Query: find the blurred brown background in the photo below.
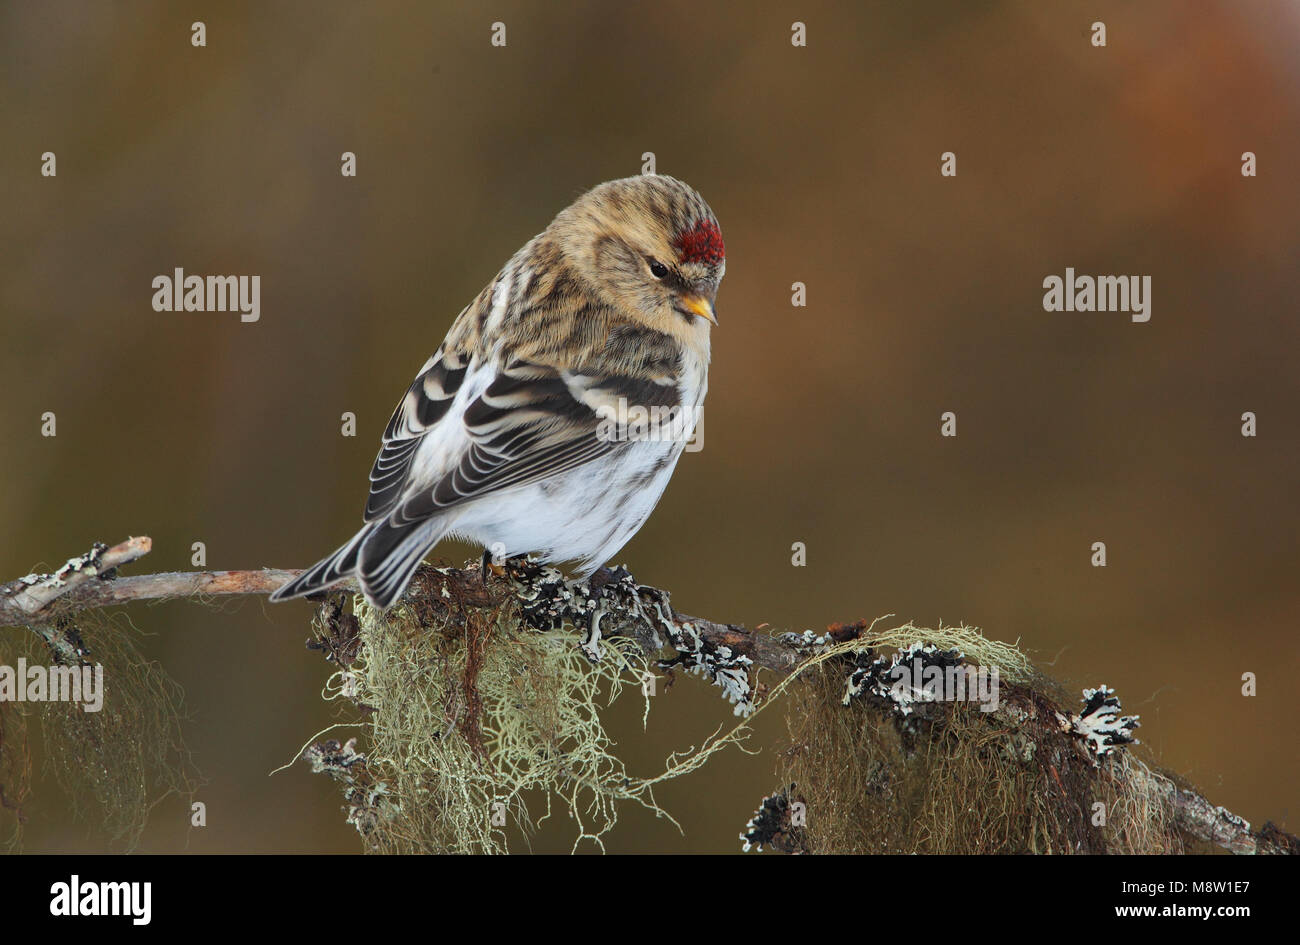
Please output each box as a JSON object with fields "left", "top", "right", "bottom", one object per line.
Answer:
{"left": 2, "top": 1, "right": 1297, "bottom": 853}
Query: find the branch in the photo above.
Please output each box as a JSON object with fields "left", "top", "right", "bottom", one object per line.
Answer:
{"left": 0, "top": 536, "right": 153, "bottom": 620}
{"left": 0, "top": 537, "right": 789, "bottom": 672}
{"left": 1, "top": 536, "right": 1294, "bottom": 856}
{"left": 6, "top": 568, "right": 304, "bottom": 618}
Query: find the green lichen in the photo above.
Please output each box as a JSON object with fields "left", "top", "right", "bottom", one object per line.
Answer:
{"left": 321, "top": 590, "right": 697, "bottom": 853}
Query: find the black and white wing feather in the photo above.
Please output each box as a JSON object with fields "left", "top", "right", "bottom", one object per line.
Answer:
{"left": 354, "top": 358, "right": 678, "bottom": 605}
{"left": 364, "top": 347, "right": 471, "bottom": 523}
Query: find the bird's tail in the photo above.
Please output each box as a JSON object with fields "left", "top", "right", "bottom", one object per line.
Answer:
{"left": 269, "top": 527, "right": 370, "bottom": 603}
{"left": 356, "top": 516, "right": 446, "bottom": 610}
{"left": 270, "top": 515, "right": 448, "bottom": 611}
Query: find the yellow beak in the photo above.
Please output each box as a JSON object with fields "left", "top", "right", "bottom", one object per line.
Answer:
{"left": 682, "top": 294, "right": 718, "bottom": 325}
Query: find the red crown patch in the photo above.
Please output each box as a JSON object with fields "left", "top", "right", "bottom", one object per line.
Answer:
{"left": 672, "top": 219, "right": 725, "bottom": 266}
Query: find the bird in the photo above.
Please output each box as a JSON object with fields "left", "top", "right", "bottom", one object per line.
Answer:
{"left": 271, "top": 175, "right": 724, "bottom": 611}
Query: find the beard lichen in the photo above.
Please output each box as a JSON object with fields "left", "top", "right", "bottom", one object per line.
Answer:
{"left": 764, "top": 621, "right": 1212, "bottom": 854}
{"left": 0, "top": 647, "right": 32, "bottom": 851}
{"left": 310, "top": 580, "right": 706, "bottom": 854}
{"left": 301, "top": 581, "right": 1221, "bottom": 855}
{"left": 0, "top": 612, "right": 197, "bottom": 851}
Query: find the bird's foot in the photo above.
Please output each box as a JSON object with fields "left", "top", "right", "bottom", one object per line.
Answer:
{"left": 479, "top": 548, "right": 498, "bottom": 585}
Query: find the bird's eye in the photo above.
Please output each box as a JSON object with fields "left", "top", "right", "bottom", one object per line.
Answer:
{"left": 648, "top": 259, "right": 669, "bottom": 279}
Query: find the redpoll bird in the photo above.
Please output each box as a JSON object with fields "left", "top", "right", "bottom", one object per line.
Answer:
{"left": 272, "top": 175, "right": 724, "bottom": 610}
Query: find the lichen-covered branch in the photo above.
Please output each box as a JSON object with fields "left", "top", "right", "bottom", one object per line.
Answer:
{"left": 1, "top": 536, "right": 1294, "bottom": 856}
{"left": 0, "top": 537, "right": 153, "bottom": 620}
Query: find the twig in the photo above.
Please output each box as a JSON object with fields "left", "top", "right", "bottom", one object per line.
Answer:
{"left": 0, "top": 536, "right": 153, "bottom": 619}
{"left": 12, "top": 568, "right": 308, "bottom": 616}
{"left": 0, "top": 538, "right": 784, "bottom": 671}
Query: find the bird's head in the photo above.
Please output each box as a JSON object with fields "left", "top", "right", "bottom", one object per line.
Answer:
{"left": 556, "top": 176, "right": 724, "bottom": 340}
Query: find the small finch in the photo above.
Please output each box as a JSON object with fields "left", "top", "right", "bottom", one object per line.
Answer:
{"left": 272, "top": 175, "right": 724, "bottom": 610}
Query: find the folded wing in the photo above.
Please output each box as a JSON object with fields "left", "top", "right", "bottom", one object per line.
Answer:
{"left": 356, "top": 356, "right": 680, "bottom": 601}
